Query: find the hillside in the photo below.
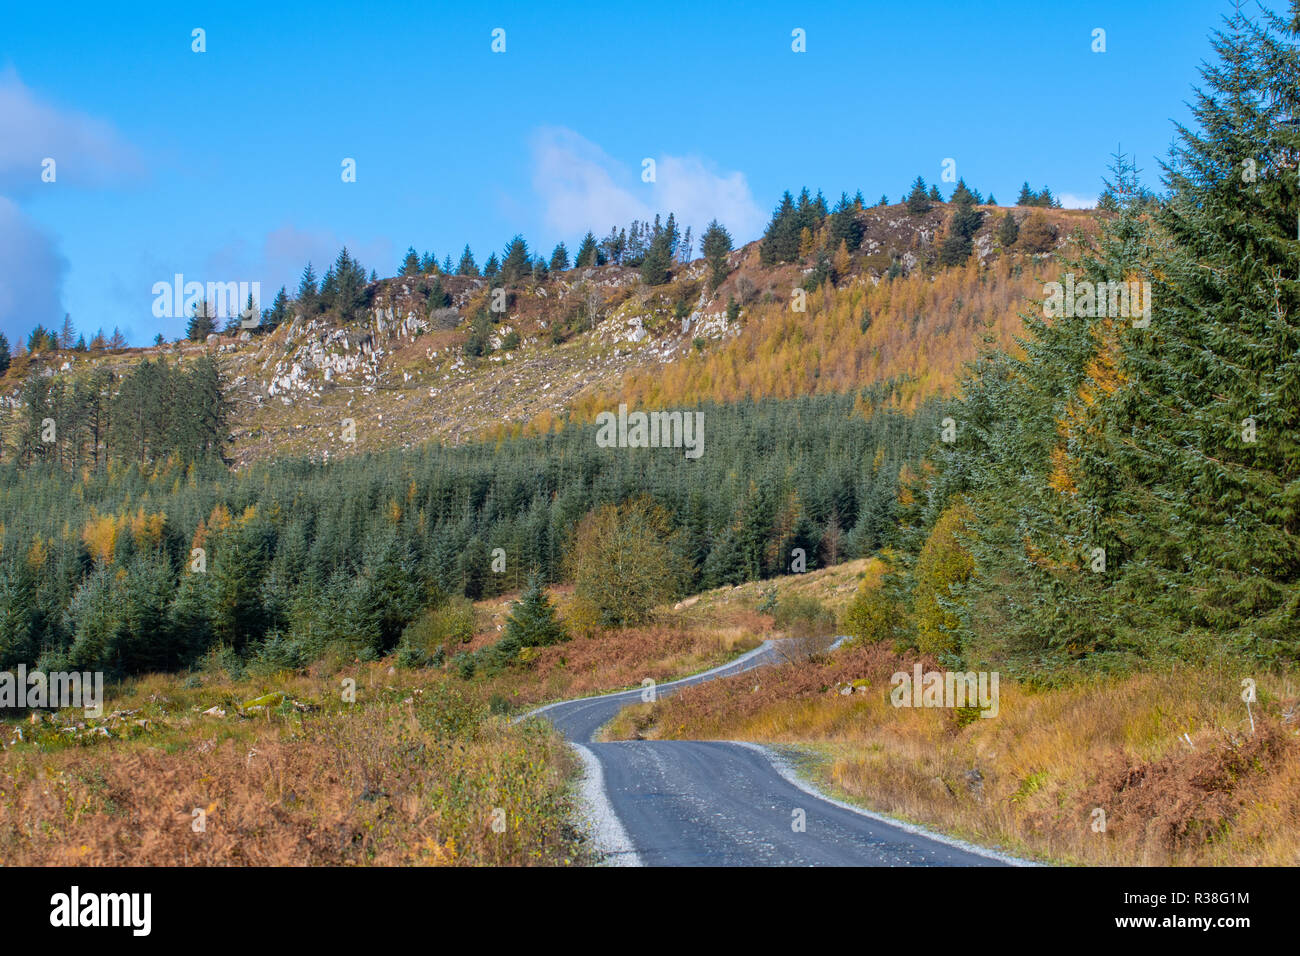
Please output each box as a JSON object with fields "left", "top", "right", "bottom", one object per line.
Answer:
{"left": 2, "top": 202, "right": 1097, "bottom": 468}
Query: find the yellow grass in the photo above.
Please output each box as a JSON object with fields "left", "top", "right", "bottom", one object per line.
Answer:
{"left": 605, "top": 632, "right": 1300, "bottom": 866}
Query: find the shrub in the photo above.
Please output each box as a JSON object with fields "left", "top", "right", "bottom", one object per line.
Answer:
{"left": 1017, "top": 212, "right": 1058, "bottom": 253}
{"left": 453, "top": 651, "right": 477, "bottom": 680}
{"left": 913, "top": 503, "right": 975, "bottom": 657}
{"left": 772, "top": 594, "right": 836, "bottom": 638}
{"left": 199, "top": 644, "right": 245, "bottom": 682}
{"left": 733, "top": 276, "right": 757, "bottom": 305}
{"left": 842, "top": 557, "right": 903, "bottom": 645}
{"left": 396, "top": 643, "right": 431, "bottom": 669}
{"left": 247, "top": 631, "right": 306, "bottom": 675}
{"left": 567, "top": 498, "right": 688, "bottom": 630}
{"left": 400, "top": 599, "right": 476, "bottom": 654}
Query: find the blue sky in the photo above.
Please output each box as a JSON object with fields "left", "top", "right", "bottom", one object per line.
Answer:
{"left": 0, "top": 0, "right": 1247, "bottom": 345}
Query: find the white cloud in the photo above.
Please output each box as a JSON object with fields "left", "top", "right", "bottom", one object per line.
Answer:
{"left": 0, "top": 67, "right": 144, "bottom": 195}
{"left": 1058, "top": 193, "right": 1098, "bottom": 210}
{"left": 655, "top": 155, "right": 765, "bottom": 240}
{"left": 0, "top": 196, "right": 68, "bottom": 341}
{"left": 0, "top": 70, "right": 142, "bottom": 342}
{"left": 530, "top": 127, "right": 764, "bottom": 245}
{"left": 196, "top": 225, "right": 393, "bottom": 302}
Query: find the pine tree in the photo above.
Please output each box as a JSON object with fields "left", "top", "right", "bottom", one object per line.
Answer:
{"left": 759, "top": 191, "right": 799, "bottom": 265}
{"left": 574, "top": 231, "right": 599, "bottom": 268}
{"left": 938, "top": 188, "right": 984, "bottom": 265}
{"left": 0, "top": 333, "right": 9, "bottom": 375}
{"left": 186, "top": 301, "right": 216, "bottom": 341}
{"left": 678, "top": 225, "right": 693, "bottom": 263}
{"left": 700, "top": 219, "right": 733, "bottom": 289}
{"left": 266, "top": 286, "right": 289, "bottom": 330}
{"left": 1016, "top": 182, "right": 1036, "bottom": 205}
{"left": 905, "top": 177, "right": 932, "bottom": 215}
{"left": 500, "top": 235, "right": 531, "bottom": 283}
{"left": 401, "top": 247, "right": 420, "bottom": 276}
{"left": 458, "top": 537, "right": 489, "bottom": 599}
{"left": 549, "top": 242, "right": 569, "bottom": 272}
{"left": 829, "top": 192, "right": 865, "bottom": 251}
{"left": 639, "top": 230, "right": 673, "bottom": 286}
{"left": 331, "top": 247, "right": 368, "bottom": 321}
{"left": 297, "top": 262, "right": 319, "bottom": 313}
{"left": 458, "top": 245, "right": 479, "bottom": 276}
{"left": 427, "top": 276, "right": 451, "bottom": 308}
{"left": 625, "top": 221, "right": 647, "bottom": 266}
{"left": 662, "top": 212, "right": 681, "bottom": 259}
{"left": 1091, "top": 13, "right": 1300, "bottom": 658}
{"left": 792, "top": 188, "right": 826, "bottom": 235}
{"left": 950, "top": 179, "right": 980, "bottom": 205}
{"left": 210, "top": 519, "right": 272, "bottom": 651}
{"left": 995, "top": 210, "right": 1019, "bottom": 247}
{"left": 483, "top": 252, "right": 500, "bottom": 278}
{"left": 0, "top": 560, "right": 36, "bottom": 668}
{"left": 812, "top": 189, "right": 829, "bottom": 220}
{"left": 503, "top": 573, "right": 567, "bottom": 648}
{"left": 58, "top": 314, "right": 76, "bottom": 349}
{"left": 463, "top": 310, "right": 492, "bottom": 358}
{"left": 726, "top": 296, "right": 741, "bottom": 323}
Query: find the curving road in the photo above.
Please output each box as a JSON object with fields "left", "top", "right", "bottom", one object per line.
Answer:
{"left": 522, "top": 641, "right": 1020, "bottom": 867}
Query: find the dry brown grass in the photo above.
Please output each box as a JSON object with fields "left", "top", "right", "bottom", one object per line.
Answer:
{"left": 604, "top": 642, "right": 1300, "bottom": 866}
{"left": 473, "top": 604, "right": 769, "bottom": 710}
{"left": 0, "top": 664, "right": 587, "bottom": 866}
{"left": 0, "top": 578, "right": 780, "bottom": 867}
